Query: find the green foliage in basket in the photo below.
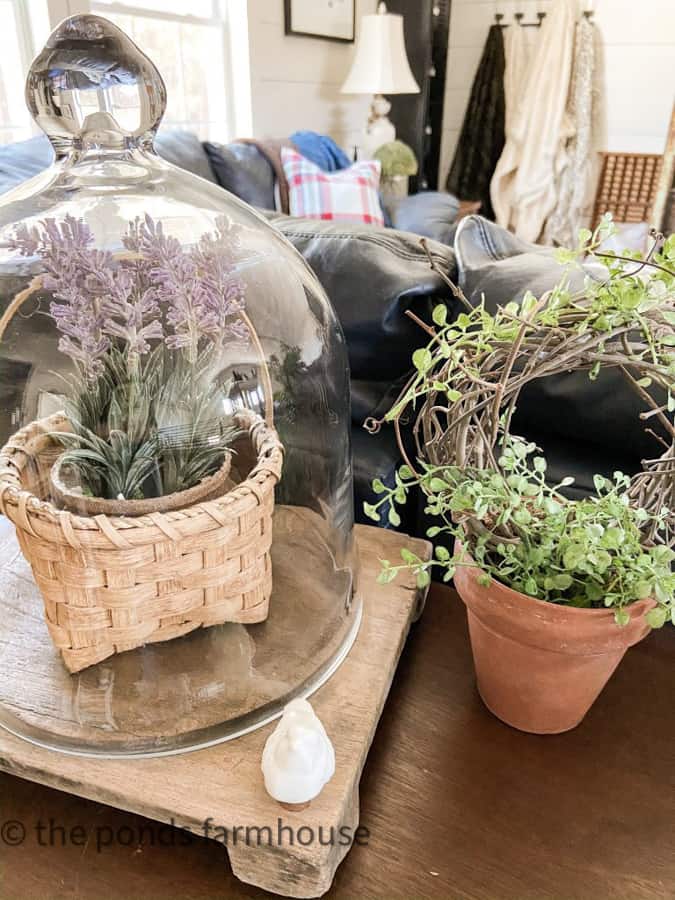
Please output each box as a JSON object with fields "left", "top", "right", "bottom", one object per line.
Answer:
{"left": 364, "top": 217, "right": 675, "bottom": 627}
{"left": 54, "top": 348, "right": 240, "bottom": 500}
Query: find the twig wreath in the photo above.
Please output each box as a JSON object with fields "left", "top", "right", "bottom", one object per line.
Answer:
{"left": 364, "top": 218, "right": 675, "bottom": 626}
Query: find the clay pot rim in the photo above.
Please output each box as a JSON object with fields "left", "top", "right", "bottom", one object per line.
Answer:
{"left": 456, "top": 541, "right": 655, "bottom": 624}
{"left": 50, "top": 450, "right": 233, "bottom": 517}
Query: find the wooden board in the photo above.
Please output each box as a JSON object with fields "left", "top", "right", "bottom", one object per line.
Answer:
{"left": 0, "top": 523, "right": 430, "bottom": 899}
{"left": 0, "top": 506, "right": 360, "bottom": 754}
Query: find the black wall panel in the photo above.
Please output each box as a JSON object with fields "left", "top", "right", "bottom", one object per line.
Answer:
{"left": 386, "top": 0, "right": 450, "bottom": 191}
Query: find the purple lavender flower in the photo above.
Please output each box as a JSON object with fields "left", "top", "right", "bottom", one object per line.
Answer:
{"left": 11, "top": 211, "right": 249, "bottom": 374}
{"left": 96, "top": 265, "right": 163, "bottom": 356}
{"left": 10, "top": 215, "right": 111, "bottom": 376}
{"left": 10, "top": 222, "right": 39, "bottom": 256}
{"left": 130, "top": 214, "right": 201, "bottom": 356}
{"left": 192, "top": 216, "right": 249, "bottom": 346}
{"left": 132, "top": 213, "right": 249, "bottom": 356}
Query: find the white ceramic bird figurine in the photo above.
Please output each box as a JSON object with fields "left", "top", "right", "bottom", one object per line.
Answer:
{"left": 261, "top": 698, "right": 335, "bottom": 809}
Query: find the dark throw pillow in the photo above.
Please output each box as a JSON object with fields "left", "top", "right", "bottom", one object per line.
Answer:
{"left": 154, "top": 130, "right": 217, "bottom": 184}
{"left": 391, "top": 190, "right": 460, "bottom": 245}
{"left": 204, "top": 141, "right": 276, "bottom": 210}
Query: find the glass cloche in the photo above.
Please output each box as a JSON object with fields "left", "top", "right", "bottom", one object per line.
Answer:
{"left": 0, "top": 15, "right": 359, "bottom": 756}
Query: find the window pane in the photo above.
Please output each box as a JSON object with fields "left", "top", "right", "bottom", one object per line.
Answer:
{"left": 98, "top": 10, "right": 229, "bottom": 141}
{"left": 0, "top": 0, "right": 32, "bottom": 143}
{"left": 94, "top": 0, "right": 216, "bottom": 20}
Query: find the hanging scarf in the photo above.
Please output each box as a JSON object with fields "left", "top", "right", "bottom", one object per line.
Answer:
{"left": 503, "top": 21, "right": 530, "bottom": 136}
{"left": 491, "top": 22, "right": 531, "bottom": 221}
{"left": 489, "top": 0, "right": 577, "bottom": 241}
{"left": 544, "top": 17, "right": 597, "bottom": 246}
{"left": 445, "top": 24, "right": 505, "bottom": 220}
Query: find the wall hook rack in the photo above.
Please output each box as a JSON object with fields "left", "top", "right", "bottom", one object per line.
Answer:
{"left": 514, "top": 11, "right": 547, "bottom": 27}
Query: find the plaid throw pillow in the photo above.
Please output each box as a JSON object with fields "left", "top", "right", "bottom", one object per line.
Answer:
{"left": 281, "top": 148, "right": 384, "bottom": 227}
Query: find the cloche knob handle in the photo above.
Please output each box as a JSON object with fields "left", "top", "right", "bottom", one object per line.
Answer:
{"left": 25, "top": 14, "right": 166, "bottom": 154}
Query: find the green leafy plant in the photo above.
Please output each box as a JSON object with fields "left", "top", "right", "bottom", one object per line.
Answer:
{"left": 364, "top": 218, "right": 675, "bottom": 628}
{"left": 55, "top": 347, "right": 240, "bottom": 501}
{"left": 374, "top": 140, "right": 418, "bottom": 178}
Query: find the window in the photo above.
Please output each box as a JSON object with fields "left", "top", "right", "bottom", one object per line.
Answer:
{"left": 0, "top": 0, "right": 49, "bottom": 142}
{"left": 91, "top": 0, "right": 237, "bottom": 141}
{"left": 0, "top": 0, "right": 251, "bottom": 144}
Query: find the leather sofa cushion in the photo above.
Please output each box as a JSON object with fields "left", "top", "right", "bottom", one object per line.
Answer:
{"left": 265, "top": 213, "right": 459, "bottom": 531}
{"left": 265, "top": 213, "right": 458, "bottom": 383}
{"left": 454, "top": 215, "right": 665, "bottom": 465}
{"left": 204, "top": 141, "right": 276, "bottom": 210}
{"left": 0, "top": 130, "right": 217, "bottom": 194}
{"left": 153, "top": 129, "right": 219, "bottom": 183}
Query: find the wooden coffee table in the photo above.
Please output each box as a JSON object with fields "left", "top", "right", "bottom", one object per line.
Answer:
{"left": 0, "top": 582, "right": 673, "bottom": 899}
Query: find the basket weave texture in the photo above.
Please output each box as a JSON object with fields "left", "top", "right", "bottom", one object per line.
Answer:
{"left": 0, "top": 408, "right": 283, "bottom": 673}
{"left": 592, "top": 152, "right": 663, "bottom": 226}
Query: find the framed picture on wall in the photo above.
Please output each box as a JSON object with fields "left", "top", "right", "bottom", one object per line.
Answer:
{"left": 284, "top": 0, "right": 356, "bottom": 43}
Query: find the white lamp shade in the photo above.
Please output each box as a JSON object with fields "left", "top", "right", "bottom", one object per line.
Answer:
{"left": 341, "top": 8, "right": 420, "bottom": 96}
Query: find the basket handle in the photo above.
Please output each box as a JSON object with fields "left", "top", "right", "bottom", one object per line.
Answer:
{"left": 0, "top": 275, "right": 42, "bottom": 344}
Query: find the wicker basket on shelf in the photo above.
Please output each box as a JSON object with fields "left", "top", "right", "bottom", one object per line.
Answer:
{"left": 0, "top": 408, "right": 283, "bottom": 673}
{"left": 592, "top": 152, "right": 663, "bottom": 226}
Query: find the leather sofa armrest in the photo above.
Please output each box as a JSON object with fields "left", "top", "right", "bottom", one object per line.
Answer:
{"left": 264, "top": 214, "right": 459, "bottom": 383}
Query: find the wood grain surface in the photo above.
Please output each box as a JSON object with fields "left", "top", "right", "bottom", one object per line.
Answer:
{"left": 0, "top": 523, "right": 431, "bottom": 898}
{"left": 0, "top": 506, "right": 360, "bottom": 753}
{"left": 0, "top": 565, "right": 673, "bottom": 899}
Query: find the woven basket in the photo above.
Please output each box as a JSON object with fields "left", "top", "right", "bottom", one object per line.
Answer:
{"left": 592, "top": 151, "right": 663, "bottom": 226}
{"left": 0, "top": 408, "right": 283, "bottom": 673}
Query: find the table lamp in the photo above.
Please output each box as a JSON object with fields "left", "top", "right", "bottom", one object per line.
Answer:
{"left": 341, "top": 2, "right": 420, "bottom": 159}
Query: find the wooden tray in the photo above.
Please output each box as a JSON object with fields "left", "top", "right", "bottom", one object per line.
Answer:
{"left": 0, "top": 523, "right": 430, "bottom": 898}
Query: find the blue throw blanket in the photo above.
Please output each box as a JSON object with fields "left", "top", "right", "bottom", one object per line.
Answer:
{"left": 290, "top": 131, "right": 351, "bottom": 172}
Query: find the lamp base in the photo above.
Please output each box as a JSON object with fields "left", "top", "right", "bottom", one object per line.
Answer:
{"left": 361, "top": 93, "right": 396, "bottom": 158}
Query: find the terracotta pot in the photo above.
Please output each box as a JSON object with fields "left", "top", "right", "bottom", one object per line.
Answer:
{"left": 453, "top": 543, "right": 655, "bottom": 734}
{"left": 50, "top": 451, "right": 232, "bottom": 517}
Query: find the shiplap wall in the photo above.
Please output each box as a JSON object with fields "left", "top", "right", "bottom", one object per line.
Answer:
{"left": 439, "top": 0, "right": 675, "bottom": 185}
{"left": 246, "top": 0, "right": 377, "bottom": 149}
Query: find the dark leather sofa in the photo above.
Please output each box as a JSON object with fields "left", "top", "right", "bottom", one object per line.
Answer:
{"left": 0, "top": 130, "right": 657, "bottom": 538}
{"left": 0, "top": 130, "right": 459, "bottom": 533}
